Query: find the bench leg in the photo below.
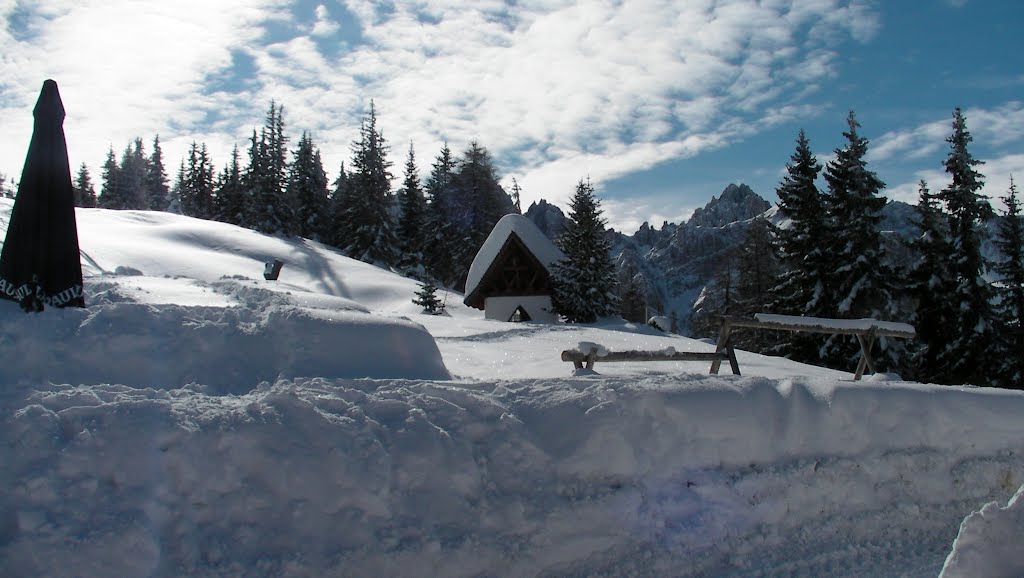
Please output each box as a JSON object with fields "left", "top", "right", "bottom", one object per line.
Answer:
{"left": 711, "top": 319, "right": 733, "bottom": 375}
{"left": 854, "top": 331, "right": 877, "bottom": 381}
{"left": 727, "top": 345, "right": 741, "bottom": 376}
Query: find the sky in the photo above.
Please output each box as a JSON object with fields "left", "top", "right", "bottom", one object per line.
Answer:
{"left": 1, "top": 0, "right": 1021, "bottom": 232}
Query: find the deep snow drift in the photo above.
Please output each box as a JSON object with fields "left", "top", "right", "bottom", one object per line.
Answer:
{"left": 1, "top": 200, "right": 1022, "bottom": 577}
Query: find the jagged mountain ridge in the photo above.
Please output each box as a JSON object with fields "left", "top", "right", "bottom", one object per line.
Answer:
{"left": 526, "top": 183, "right": 923, "bottom": 334}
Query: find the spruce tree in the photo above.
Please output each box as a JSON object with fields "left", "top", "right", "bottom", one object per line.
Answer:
{"left": 98, "top": 146, "right": 124, "bottom": 209}
{"left": 906, "top": 181, "right": 958, "bottom": 383}
{"left": 178, "top": 142, "right": 215, "bottom": 219}
{"left": 770, "top": 129, "right": 828, "bottom": 362}
{"left": 287, "top": 131, "right": 329, "bottom": 239}
{"left": 733, "top": 216, "right": 781, "bottom": 353}
{"left": 246, "top": 102, "right": 291, "bottom": 234}
{"left": 821, "top": 111, "right": 898, "bottom": 368}
{"left": 323, "top": 162, "right": 350, "bottom": 247}
{"left": 145, "top": 135, "right": 170, "bottom": 211}
{"left": 938, "top": 107, "right": 996, "bottom": 386}
{"left": 214, "top": 145, "right": 246, "bottom": 226}
{"left": 551, "top": 178, "right": 620, "bottom": 323}
{"left": 339, "top": 100, "right": 398, "bottom": 265}
{"left": 993, "top": 177, "right": 1024, "bottom": 388}
{"left": 412, "top": 281, "right": 444, "bottom": 314}
{"left": 423, "top": 143, "right": 459, "bottom": 287}
{"left": 118, "top": 138, "right": 149, "bottom": 210}
{"left": 511, "top": 177, "right": 523, "bottom": 213}
{"left": 397, "top": 142, "right": 427, "bottom": 275}
{"left": 0, "top": 173, "right": 11, "bottom": 199}
{"left": 73, "top": 163, "right": 98, "bottom": 208}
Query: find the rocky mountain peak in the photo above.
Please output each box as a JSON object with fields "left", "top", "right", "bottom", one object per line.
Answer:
{"left": 688, "top": 183, "right": 771, "bottom": 228}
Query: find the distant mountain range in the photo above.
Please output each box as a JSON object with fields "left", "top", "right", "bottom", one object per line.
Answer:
{"left": 526, "top": 183, "right": 929, "bottom": 334}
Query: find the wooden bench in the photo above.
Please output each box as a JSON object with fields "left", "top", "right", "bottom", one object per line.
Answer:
{"left": 560, "top": 314, "right": 915, "bottom": 380}
{"left": 711, "top": 314, "right": 916, "bottom": 380}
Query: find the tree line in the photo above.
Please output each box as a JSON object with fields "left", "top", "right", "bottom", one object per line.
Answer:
{"left": 693, "top": 109, "right": 1023, "bottom": 389}
{"left": 73, "top": 101, "right": 517, "bottom": 292}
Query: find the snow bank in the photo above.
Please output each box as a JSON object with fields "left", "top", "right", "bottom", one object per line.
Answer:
{"left": 941, "top": 483, "right": 1024, "bottom": 578}
{"left": 0, "top": 279, "right": 450, "bottom": 391}
{"left": 2, "top": 375, "right": 1022, "bottom": 577}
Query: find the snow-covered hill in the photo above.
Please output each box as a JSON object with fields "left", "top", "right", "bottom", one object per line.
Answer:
{"left": 0, "top": 199, "right": 1021, "bottom": 577}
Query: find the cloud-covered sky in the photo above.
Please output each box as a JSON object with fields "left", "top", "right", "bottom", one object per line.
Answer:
{"left": 1, "top": 0, "right": 1021, "bottom": 231}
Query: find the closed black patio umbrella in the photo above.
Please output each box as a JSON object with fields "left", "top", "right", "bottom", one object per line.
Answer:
{"left": 0, "top": 79, "right": 85, "bottom": 311}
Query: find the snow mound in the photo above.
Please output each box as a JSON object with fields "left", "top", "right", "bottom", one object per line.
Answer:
{"left": 0, "top": 279, "right": 450, "bottom": 391}
{"left": 941, "top": 483, "right": 1024, "bottom": 578}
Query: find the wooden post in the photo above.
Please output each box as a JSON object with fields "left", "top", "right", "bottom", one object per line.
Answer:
{"left": 711, "top": 318, "right": 733, "bottom": 375}
{"left": 853, "top": 328, "right": 877, "bottom": 381}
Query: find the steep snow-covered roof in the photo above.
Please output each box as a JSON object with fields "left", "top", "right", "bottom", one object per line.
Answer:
{"left": 464, "top": 213, "right": 565, "bottom": 299}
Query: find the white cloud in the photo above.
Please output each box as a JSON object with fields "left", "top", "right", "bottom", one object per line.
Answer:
{"left": 311, "top": 4, "right": 339, "bottom": 37}
{"left": 2, "top": 0, "right": 881, "bottom": 229}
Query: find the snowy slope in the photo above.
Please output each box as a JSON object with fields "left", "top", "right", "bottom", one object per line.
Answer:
{"left": 0, "top": 199, "right": 1022, "bottom": 577}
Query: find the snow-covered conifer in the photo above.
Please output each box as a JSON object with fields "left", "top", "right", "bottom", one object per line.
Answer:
{"left": 286, "top": 131, "right": 329, "bottom": 239}
{"left": 821, "top": 111, "right": 898, "bottom": 368}
{"left": 769, "top": 129, "right": 828, "bottom": 362}
{"left": 145, "top": 135, "right": 170, "bottom": 211}
{"left": 993, "top": 177, "right": 1024, "bottom": 388}
{"left": 551, "top": 178, "right": 620, "bottom": 323}
{"left": 246, "top": 102, "right": 292, "bottom": 234}
{"left": 397, "top": 142, "right": 426, "bottom": 275}
{"left": 338, "top": 100, "right": 398, "bottom": 265}
{"left": 938, "top": 107, "right": 997, "bottom": 386}
{"left": 98, "top": 146, "right": 124, "bottom": 209}
{"left": 214, "top": 145, "right": 246, "bottom": 226}
{"left": 73, "top": 163, "right": 97, "bottom": 208}
{"left": 412, "top": 281, "right": 444, "bottom": 314}
{"left": 906, "top": 180, "right": 958, "bottom": 383}
{"left": 423, "top": 143, "right": 460, "bottom": 287}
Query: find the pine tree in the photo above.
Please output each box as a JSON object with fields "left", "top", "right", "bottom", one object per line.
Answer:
{"left": 214, "top": 145, "right": 246, "bottom": 226}
{"left": 98, "top": 146, "right": 124, "bottom": 209}
{"left": 551, "top": 178, "right": 620, "bottom": 323}
{"left": 511, "top": 177, "right": 523, "bottom": 213}
{"left": 993, "top": 177, "right": 1024, "bottom": 388}
{"left": 821, "top": 111, "right": 898, "bottom": 368}
{"left": 145, "top": 135, "right": 170, "bottom": 211}
{"left": 339, "top": 100, "right": 398, "bottom": 265}
{"left": 286, "top": 131, "right": 329, "bottom": 239}
{"left": 323, "top": 162, "right": 350, "bottom": 247}
{"left": 938, "top": 107, "right": 996, "bottom": 386}
{"left": 423, "top": 143, "right": 459, "bottom": 287}
{"left": 118, "top": 138, "right": 149, "bottom": 210}
{"left": 396, "top": 142, "right": 427, "bottom": 274}
{"left": 449, "top": 141, "right": 515, "bottom": 279}
{"left": 770, "top": 129, "right": 828, "bottom": 362}
{"left": 178, "top": 142, "right": 215, "bottom": 219}
{"left": 246, "top": 102, "right": 292, "bottom": 234}
{"left": 906, "top": 181, "right": 957, "bottom": 383}
{"left": 412, "top": 281, "right": 444, "bottom": 314}
{"left": 73, "top": 163, "right": 98, "bottom": 208}
{"left": 732, "top": 216, "right": 781, "bottom": 352}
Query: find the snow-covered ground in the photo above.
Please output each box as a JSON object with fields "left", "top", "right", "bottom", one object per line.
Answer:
{"left": 1, "top": 199, "right": 1022, "bottom": 577}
